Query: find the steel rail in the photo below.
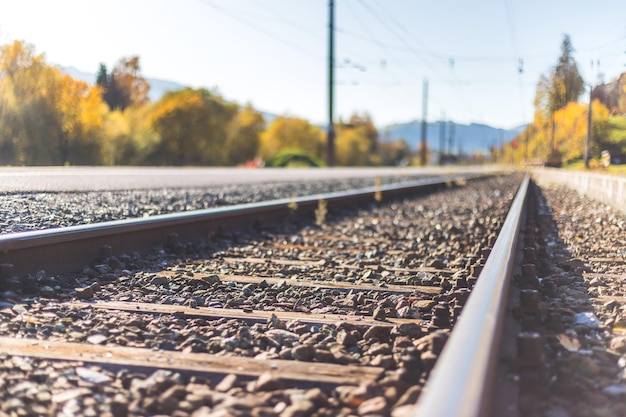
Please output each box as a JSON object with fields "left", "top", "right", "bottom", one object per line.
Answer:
{"left": 413, "top": 173, "right": 530, "bottom": 417}
{"left": 0, "top": 173, "right": 489, "bottom": 278}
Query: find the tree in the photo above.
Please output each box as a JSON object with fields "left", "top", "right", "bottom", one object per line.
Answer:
{"left": 0, "top": 40, "right": 107, "bottom": 165}
{"left": 335, "top": 128, "right": 372, "bottom": 166}
{"left": 101, "top": 105, "right": 158, "bottom": 165}
{"left": 551, "top": 35, "right": 584, "bottom": 112}
{"left": 0, "top": 40, "right": 55, "bottom": 164}
{"left": 114, "top": 56, "right": 150, "bottom": 108}
{"left": 511, "top": 99, "right": 611, "bottom": 165}
{"left": 335, "top": 113, "right": 380, "bottom": 166}
{"left": 529, "top": 35, "right": 585, "bottom": 160}
{"left": 258, "top": 117, "right": 325, "bottom": 161}
{"left": 96, "top": 63, "right": 108, "bottom": 90}
{"left": 533, "top": 74, "right": 551, "bottom": 117}
{"left": 534, "top": 35, "right": 584, "bottom": 118}
{"left": 224, "top": 104, "right": 264, "bottom": 165}
{"left": 48, "top": 74, "right": 102, "bottom": 164}
{"left": 97, "top": 56, "right": 149, "bottom": 111}
{"left": 589, "top": 99, "right": 610, "bottom": 157}
{"left": 345, "top": 113, "right": 378, "bottom": 152}
{"left": 147, "top": 88, "right": 237, "bottom": 165}
{"left": 552, "top": 101, "right": 588, "bottom": 162}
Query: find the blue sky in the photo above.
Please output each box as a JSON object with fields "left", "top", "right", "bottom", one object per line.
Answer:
{"left": 1, "top": 0, "right": 625, "bottom": 129}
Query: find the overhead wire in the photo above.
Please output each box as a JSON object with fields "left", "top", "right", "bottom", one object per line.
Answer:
{"left": 582, "top": 27, "right": 626, "bottom": 83}
{"left": 503, "top": 0, "right": 528, "bottom": 127}
{"left": 339, "top": 1, "right": 405, "bottom": 88}
{"left": 356, "top": 0, "right": 480, "bottom": 122}
{"left": 194, "top": 0, "right": 322, "bottom": 61}
{"left": 330, "top": 1, "right": 429, "bottom": 120}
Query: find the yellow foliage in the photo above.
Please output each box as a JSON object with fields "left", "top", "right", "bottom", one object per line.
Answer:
{"left": 553, "top": 102, "right": 587, "bottom": 161}
{"left": 336, "top": 128, "right": 371, "bottom": 166}
{"left": 259, "top": 116, "right": 325, "bottom": 160}
{"left": 0, "top": 40, "right": 108, "bottom": 164}
{"left": 512, "top": 98, "right": 611, "bottom": 165}
{"left": 147, "top": 88, "right": 237, "bottom": 165}
{"left": 81, "top": 85, "right": 107, "bottom": 134}
{"left": 225, "top": 104, "right": 264, "bottom": 165}
{"left": 330, "top": 113, "right": 381, "bottom": 166}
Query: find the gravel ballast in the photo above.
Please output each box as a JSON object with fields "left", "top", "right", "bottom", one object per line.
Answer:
{"left": 0, "top": 175, "right": 522, "bottom": 417}
{"left": 0, "top": 177, "right": 429, "bottom": 234}
{"left": 523, "top": 184, "right": 626, "bottom": 417}
{"left": 0, "top": 173, "right": 624, "bottom": 417}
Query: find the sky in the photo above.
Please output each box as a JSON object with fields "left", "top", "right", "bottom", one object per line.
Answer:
{"left": 1, "top": 0, "right": 625, "bottom": 130}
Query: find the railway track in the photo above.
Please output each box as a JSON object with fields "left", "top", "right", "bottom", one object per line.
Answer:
{"left": 0, "top": 172, "right": 532, "bottom": 417}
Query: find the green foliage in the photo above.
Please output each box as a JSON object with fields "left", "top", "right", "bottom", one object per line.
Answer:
{"left": 265, "top": 149, "right": 324, "bottom": 167}
{"left": 606, "top": 115, "right": 626, "bottom": 151}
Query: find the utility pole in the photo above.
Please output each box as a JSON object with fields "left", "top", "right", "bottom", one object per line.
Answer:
{"left": 438, "top": 112, "right": 445, "bottom": 165}
{"left": 448, "top": 121, "right": 455, "bottom": 157}
{"left": 551, "top": 115, "right": 556, "bottom": 152}
{"left": 326, "top": 0, "right": 335, "bottom": 167}
{"left": 420, "top": 79, "right": 429, "bottom": 166}
{"left": 524, "top": 125, "right": 530, "bottom": 162}
{"left": 499, "top": 129, "right": 503, "bottom": 163}
{"left": 584, "top": 60, "right": 599, "bottom": 169}
{"left": 584, "top": 86, "right": 592, "bottom": 168}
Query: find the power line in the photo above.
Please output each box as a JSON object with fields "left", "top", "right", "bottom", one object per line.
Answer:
{"left": 503, "top": 0, "right": 528, "bottom": 125}
{"left": 354, "top": 0, "right": 450, "bottom": 82}
{"left": 195, "top": 0, "right": 321, "bottom": 61}
{"left": 339, "top": 1, "right": 405, "bottom": 88}
{"left": 354, "top": 0, "right": 480, "bottom": 121}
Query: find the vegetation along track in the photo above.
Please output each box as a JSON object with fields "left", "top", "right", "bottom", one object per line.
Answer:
{"left": 0, "top": 172, "right": 529, "bottom": 417}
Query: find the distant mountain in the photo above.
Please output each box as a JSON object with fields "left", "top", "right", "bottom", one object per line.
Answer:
{"left": 60, "top": 66, "right": 186, "bottom": 102}
{"left": 381, "top": 120, "right": 525, "bottom": 154}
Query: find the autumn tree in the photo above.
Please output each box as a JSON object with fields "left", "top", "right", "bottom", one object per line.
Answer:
{"left": 147, "top": 88, "right": 237, "bottom": 165}
{"left": 0, "top": 40, "right": 54, "bottom": 164}
{"left": 550, "top": 101, "right": 588, "bottom": 162}
{"left": 97, "top": 56, "right": 150, "bottom": 111}
{"left": 258, "top": 116, "right": 325, "bottom": 161}
{"left": 335, "top": 128, "right": 372, "bottom": 166}
{"left": 510, "top": 99, "right": 610, "bottom": 165}
{"left": 48, "top": 74, "right": 108, "bottom": 164}
{"left": 550, "top": 35, "right": 584, "bottom": 112}
{"left": 224, "top": 104, "right": 264, "bottom": 165}
{"left": 0, "top": 40, "right": 106, "bottom": 165}
{"left": 535, "top": 35, "right": 584, "bottom": 116}
{"left": 101, "top": 105, "right": 158, "bottom": 165}
{"left": 335, "top": 113, "right": 380, "bottom": 166}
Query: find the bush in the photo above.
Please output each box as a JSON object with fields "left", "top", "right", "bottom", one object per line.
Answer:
{"left": 265, "top": 150, "right": 325, "bottom": 168}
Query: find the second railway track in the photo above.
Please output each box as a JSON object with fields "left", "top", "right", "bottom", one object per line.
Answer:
{"left": 0, "top": 172, "right": 530, "bottom": 417}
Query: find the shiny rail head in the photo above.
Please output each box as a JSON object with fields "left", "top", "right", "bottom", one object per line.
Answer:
{"left": 413, "top": 174, "right": 530, "bottom": 417}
